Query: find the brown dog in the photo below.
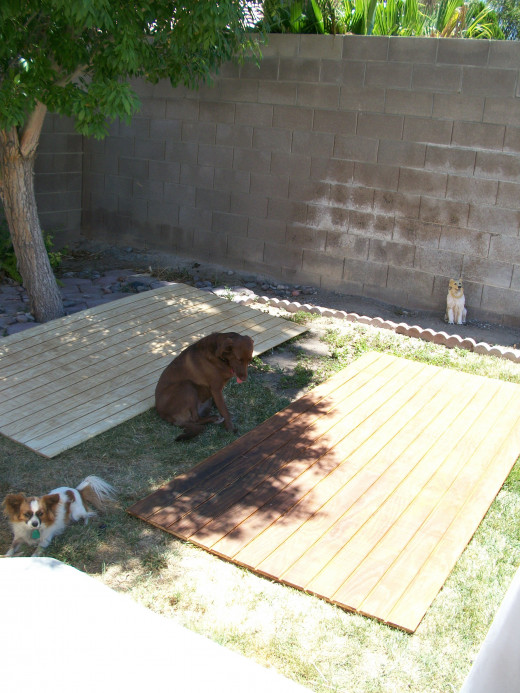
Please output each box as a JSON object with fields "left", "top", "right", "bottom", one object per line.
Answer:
{"left": 155, "top": 332, "right": 254, "bottom": 440}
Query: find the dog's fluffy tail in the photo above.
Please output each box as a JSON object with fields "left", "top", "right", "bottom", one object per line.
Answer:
{"left": 77, "top": 475, "right": 116, "bottom": 512}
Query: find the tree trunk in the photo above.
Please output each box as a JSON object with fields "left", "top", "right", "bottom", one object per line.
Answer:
{"left": 0, "top": 120, "right": 64, "bottom": 323}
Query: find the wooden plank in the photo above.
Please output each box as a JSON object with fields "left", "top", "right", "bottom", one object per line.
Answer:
{"left": 128, "top": 352, "right": 520, "bottom": 631}
{"left": 0, "top": 284, "right": 305, "bottom": 457}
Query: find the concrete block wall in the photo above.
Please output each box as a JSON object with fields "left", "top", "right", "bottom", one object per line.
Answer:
{"left": 81, "top": 34, "right": 520, "bottom": 326}
{"left": 35, "top": 113, "right": 83, "bottom": 245}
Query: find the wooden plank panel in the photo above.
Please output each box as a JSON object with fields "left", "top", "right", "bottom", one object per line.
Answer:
{"left": 128, "top": 353, "right": 520, "bottom": 631}
{"left": 0, "top": 284, "right": 305, "bottom": 457}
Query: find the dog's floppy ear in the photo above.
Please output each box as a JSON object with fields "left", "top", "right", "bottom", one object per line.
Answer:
{"left": 41, "top": 493, "right": 60, "bottom": 510}
{"left": 2, "top": 493, "right": 26, "bottom": 517}
{"left": 215, "top": 336, "right": 234, "bottom": 359}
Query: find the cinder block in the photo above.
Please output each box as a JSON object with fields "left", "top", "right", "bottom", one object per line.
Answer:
{"left": 195, "top": 188, "right": 231, "bottom": 213}
{"left": 488, "top": 42, "right": 520, "bottom": 69}
{"left": 369, "top": 238, "right": 415, "bottom": 267}
{"left": 343, "top": 35, "right": 389, "bottom": 62}
{"left": 181, "top": 122, "right": 217, "bottom": 144}
{"left": 489, "top": 235, "right": 520, "bottom": 264}
{"left": 497, "top": 181, "right": 520, "bottom": 209}
{"left": 286, "top": 224, "right": 327, "bottom": 250}
{"left": 393, "top": 217, "right": 441, "bottom": 248}
{"left": 212, "top": 211, "right": 248, "bottom": 237}
{"left": 412, "top": 64, "right": 461, "bottom": 92}
{"left": 388, "top": 36, "right": 438, "bottom": 64}
{"left": 163, "top": 182, "right": 196, "bottom": 207}
{"left": 321, "top": 60, "right": 365, "bottom": 86}
{"left": 134, "top": 139, "right": 166, "bottom": 161}
{"left": 252, "top": 126, "right": 292, "bottom": 152}
{"left": 147, "top": 201, "right": 180, "bottom": 225}
{"left": 268, "top": 198, "right": 307, "bottom": 224}
{"left": 138, "top": 98, "right": 167, "bottom": 119}
{"left": 226, "top": 234, "right": 264, "bottom": 263}
{"left": 300, "top": 35, "right": 344, "bottom": 60}
{"left": 424, "top": 145, "right": 476, "bottom": 174}
{"left": 198, "top": 144, "right": 233, "bottom": 168}
{"left": 248, "top": 217, "right": 286, "bottom": 244}
{"left": 250, "top": 172, "right": 290, "bottom": 198}
{"left": 198, "top": 100, "right": 236, "bottom": 123}
{"left": 386, "top": 265, "right": 435, "bottom": 303}
{"left": 433, "top": 93, "right": 485, "bottom": 122}
{"left": 366, "top": 61, "right": 412, "bottom": 89}
{"left": 348, "top": 257, "right": 389, "bottom": 287}
{"left": 340, "top": 86, "right": 385, "bottom": 113}
{"left": 349, "top": 210, "right": 394, "bottom": 239}
{"left": 420, "top": 197, "right": 469, "bottom": 227}
{"left": 307, "top": 204, "right": 349, "bottom": 230}
{"left": 165, "top": 141, "right": 198, "bottom": 165}
{"left": 373, "top": 190, "right": 420, "bottom": 219}
{"left": 310, "top": 157, "right": 354, "bottom": 184}
{"left": 446, "top": 175, "right": 498, "bottom": 205}
{"left": 191, "top": 228, "right": 228, "bottom": 262}
{"left": 378, "top": 140, "right": 426, "bottom": 168}
{"left": 235, "top": 103, "right": 273, "bottom": 127}
{"left": 302, "top": 248, "right": 344, "bottom": 278}
{"left": 414, "top": 246, "right": 463, "bottom": 276}
{"left": 215, "top": 123, "right": 253, "bottom": 148}
{"left": 357, "top": 112, "right": 403, "bottom": 140}
{"left": 330, "top": 184, "right": 374, "bottom": 210}
{"left": 165, "top": 98, "right": 200, "bottom": 121}
{"left": 179, "top": 205, "right": 212, "bottom": 232}
{"left": 259, "top": 34, "right": 300, "bottom": 59}
{"left": 511, "top": 265, "right": 520, "bottom": 291}
{"left": 118, "top": 157, "right": 149, "bottom": 179}
{"left": 313, "top": 109, "right": 356, "bottom": 135}
{"left": 334, "top": 135, "right": 378, "bottom": 163}
{"left": 504, "top": 126, "right": 520, "bottom": 153}
{"left": 279, "top": 58, "right": 320, "bottom": 82}
{"left": 437, "top": 38, "right": 489, "bottom": 66}
{"left": 273, "top": 105, "right": 313, "bottom": 130}
{"left": 180, "top": 164, "right": 214, "bottom": 189}
{"left": 220, "top": 78, "right": 259, "bottom": 103}
{"left": 475, "top": 150, "right": 520, "bottom": 182}
{"left": 354, "top": 162, "right": 399, "bottom": 191}
{"left": 230, "top": 191, "right": 268, "bottom": 218}
{"left": 452, "top": 121, "right": 505, "bottom": 150}
{"left": 297, "top": 84, "right": 340, "bottom": 109}
{"left": 463, "top": 66, "right": 517, "bottom": 97}
{"left": 385, "top": 89, "right": 433, "bottom": 117}
{"left": 403, "top": 116, "right": 453, "bottom": 145}
{"left": 439, "top": 226, "right": 491, "bottom": 258}
{"left": 484, "top": 97, "right": 520, "bottom": 127}
{"left": 289, "top": 179, "right": 330, "bottom": 204}
{"left": 258, "top": 81, "right": 297, "bottom": 106}
{"left": 399, "top": 158, "right": 448, "bottom": 197}
{"left": 468, "top": 204, "right": 520, "bottom": 236}
{"left": 213, "top": 168, "right": 250, "bottom": 193}
{"left": 462, "top": 256, "right": 513, "bottom": 288}
{"left": 264, "top": 242, "right": 303, "bottom": 270}
{"left": 480, "top": 285, "right": 520, "bottom": 322}
{"left": 292, "top": 130, "right": 334, "bottom": 157}
{"left": 240, "top": 57, "right": 279, "bottom": 81}
{"left": 325, "top": 231, "right": 369, "bottom": 258}
{"left": 132, "top": 179, "right": 164, "bottom": 201}
{"left": 149, "top": 119, "right": 181, "bottom": 140}
{"left": 271, "top": 152, "right": 312, "bottom": 180}
{"left": 233, "top": 148, "right": 271, "bottom": 173}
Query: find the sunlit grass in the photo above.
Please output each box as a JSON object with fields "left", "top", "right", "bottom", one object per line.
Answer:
{"left": 1, "top": 315, "right": 520, "bottom": 692}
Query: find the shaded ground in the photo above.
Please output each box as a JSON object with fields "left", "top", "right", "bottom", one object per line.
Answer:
{"left": 59, "top": 241, "right": 520, "bottom": 349}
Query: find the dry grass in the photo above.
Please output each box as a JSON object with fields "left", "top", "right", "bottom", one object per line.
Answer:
{"left": 1, "top": 315, "right": 520, "bottom": 692}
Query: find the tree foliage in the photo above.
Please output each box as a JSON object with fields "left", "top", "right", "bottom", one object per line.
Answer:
{"left": 0, "top": 1, "right": 261, "bottom": 140}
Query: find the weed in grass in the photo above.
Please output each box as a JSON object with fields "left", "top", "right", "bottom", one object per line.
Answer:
{"left": 288, "top": 310, "right": 322, "bottom": 325}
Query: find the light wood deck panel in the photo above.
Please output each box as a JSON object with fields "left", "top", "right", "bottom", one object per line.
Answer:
{"left": 128, "top": 352, "right": 520, "bottom": 632}
{"left": 0, "top": 284, "right": 305, "bottom": 457}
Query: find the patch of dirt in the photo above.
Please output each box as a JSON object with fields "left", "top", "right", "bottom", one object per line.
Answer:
{"left": 60, "top": 240, "right": 520, "bottom": 350}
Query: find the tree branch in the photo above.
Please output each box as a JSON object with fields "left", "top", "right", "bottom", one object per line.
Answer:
{"left": 19, "top": 101, "right": 47, "bottom": 158}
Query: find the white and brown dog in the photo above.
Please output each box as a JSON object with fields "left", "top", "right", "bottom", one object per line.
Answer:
{"left": 445, "top": 278, "right": 467, "bottom": 325}
{"left": 2, "top": 475, "right": 115, "bottom": 556}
